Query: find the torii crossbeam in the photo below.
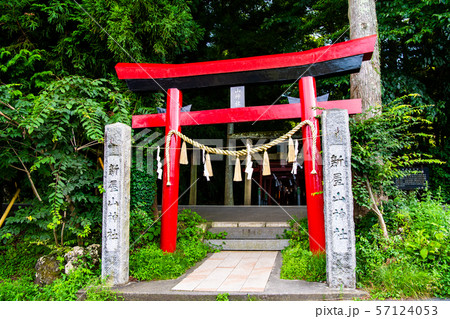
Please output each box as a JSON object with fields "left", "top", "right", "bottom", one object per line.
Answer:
{"left": 116, "top": 35, "right": 376, "bottom": 253}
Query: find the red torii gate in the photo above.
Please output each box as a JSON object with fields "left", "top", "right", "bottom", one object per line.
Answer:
{"left": 115, "top": 35, "right": 376, "bottom": 253}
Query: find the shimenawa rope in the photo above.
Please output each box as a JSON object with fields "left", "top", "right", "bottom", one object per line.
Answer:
{"left": 164, "top": 120, "right": 318, "bottom": 185}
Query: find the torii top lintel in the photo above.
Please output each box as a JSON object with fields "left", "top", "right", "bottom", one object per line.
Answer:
{"left": 115, "top": 35, "right": 376, "bottom": 92}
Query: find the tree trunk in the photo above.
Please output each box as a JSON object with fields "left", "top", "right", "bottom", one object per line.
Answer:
{"left": 349, "top": 0, "right": 382, "bottom": 118}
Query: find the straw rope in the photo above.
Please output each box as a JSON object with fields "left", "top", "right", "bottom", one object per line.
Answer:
{"left": 165, "top": 120, "right": 318, "bottom": 185}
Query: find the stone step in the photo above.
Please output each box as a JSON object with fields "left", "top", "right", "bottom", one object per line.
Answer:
{"left": 210, "top": 221, "right": 289, "bottom": 228}
{"left": 209, "top": 227, "right": 288, "bottom": 239}
{"left": 205, "top": 239, "right": 290, "bottom": 251}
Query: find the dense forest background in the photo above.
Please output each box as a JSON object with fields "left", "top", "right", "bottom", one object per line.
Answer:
{"left": 0, "top": 0, "right": 448, "bottom": 245}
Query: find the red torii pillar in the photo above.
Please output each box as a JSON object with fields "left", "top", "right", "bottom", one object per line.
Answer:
{"left": 161, "top": 88, "right": 182, "bottom": 252}
{"left": 300, "top": 77, "right": 325, "bottom": 252}
{"left": 115, "top": 35, "right": 376, "bottom": 253}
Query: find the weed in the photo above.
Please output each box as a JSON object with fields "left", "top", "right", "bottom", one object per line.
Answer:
{"left": 129, "top": 209, "right": 216, "bottom": 281}
{"left": 281, "top": 242, "right": 326, "bottom": 282}
{"left": 216, "top": 293, "right": 230, "bottom": 301}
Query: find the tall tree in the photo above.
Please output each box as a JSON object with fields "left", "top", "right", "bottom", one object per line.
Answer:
{"left": 348, "top": 0, "right": 381, "bottom": 116}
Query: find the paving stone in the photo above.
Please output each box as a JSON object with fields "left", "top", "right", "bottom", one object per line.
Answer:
{"left": 172, "top": 275, "right": 207, "bottom": 291}
{"left": 218, "top": 251, "right": 246, "bottom": 268}
{"left": 193, "top": 267, "right": 233, "bottom": 291}
{"left": 241, "top": 267, "right": 273, "bottom": 292}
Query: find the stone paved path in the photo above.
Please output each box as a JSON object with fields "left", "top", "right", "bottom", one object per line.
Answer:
{"left": 172, "top": 251, "right": 277, "bottom": 292}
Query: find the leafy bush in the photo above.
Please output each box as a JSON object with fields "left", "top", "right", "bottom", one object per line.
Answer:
{"left": 0, "top": 75, "right": 131, "bottom": 246}
{"left": 281, "top": 243, "right": 326, "bottom": 282}
{"left": 436, "top": 266, "right": 450, "bottom": 299}
{"left": 355, "top": 191, "right": 449, "bottom": 299}
{"left": 282, "top": 216, "right": 309, "bottom": 244}
{"left": 0, "top": 243, "right": 50, "bottom": 280}
{"left": 0, "top": 264, "right": 119, "bottom": 301}
{"left": 0, "top": 277, "right": 41, "bottom": 301}
{"left": 368, "top": 262, "right": 438, "bottom": 300}
{"left": 129, "top": 208, "right": 161, "bottom": 249}
{"left": 129, "top": 209, "right": 216, "bottom": 281}
{"left": 130, "top": 155, "right": 158, "bottom": 217}
{"left": 280, "top": 217, "right": 326, "bottom": 282}
{"left": 130, "top": 243, "right": 187, "bottom": 280}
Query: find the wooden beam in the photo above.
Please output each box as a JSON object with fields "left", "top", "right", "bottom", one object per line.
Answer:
{"left": 132, "top": 99, "right": 362, "bottom": 129}
{"left": 115, "top": 35, "right": 376, "bottom": 91}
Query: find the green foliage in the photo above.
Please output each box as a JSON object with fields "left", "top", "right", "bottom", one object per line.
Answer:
{"left": 436, "top": 267, "right": 450, "bottom": 299}
{"left": 129, "top": 209, "right": 215, "bottom": 281}
{"left": 0, "top": 0, "right": 201, "bottom": 246}
{"left": 130, "top": 243, "right": 191, "bottom": 281}
{"left": 0, "top": 243, "right": 50, "bottom": 280}
{"left": 129, "top": 149, "right": 159, "bottom": 249}
{"left": 281, "top": 243, "right": 326, "bottom": 282}
{"left": 37, "top": 267, "right": 96, "bottom": 301}
{"left": 350, "top": 97, "right": 444, "bottom": 217}
{"left": 282, "top": 216, "right": 309, "bottom": 244}
{"left": 216, "top": 293, "right": 230, "bottom": 301}
{"left": 392, "top": 192, "right": 450, "bottom": 268}
{"left": 0, "top": 241, "right": 119, "bottom": 301}
{"left": 0, "top": 203, "right": 52, "bottom": 244}
{"left": 0, "top": 266, "right": 120, "bottom": 301}
{"left": 281, "top": 218, "right": 326, "bottom": 282}
{"left": 377, "top": 0, "right": 449, "bottom": 199}
{"left": 0, "top": 75, "right": 131, "bottom": 245}
{"left": 0, "top": 0, "right": 203, "bottom": 79}
{"left": 0, "top": 278, "right": 41, "bottom": 301}
{"left": 355, "top": 191, "right": 450, "bottom": 299}
{"left": 129, "top": 239, "right": 211, "bottom": 281}
{"left": 130, "top": 155, "right": 157, "bottom": 214}
{"left": 130, "top": 208, "right": 161, "bottom": 249}
{"left": 368, "top": 263, "right": 437, "bottom": 300}
{"left": 83, "top": 282, "right": 123, "bottom": 301}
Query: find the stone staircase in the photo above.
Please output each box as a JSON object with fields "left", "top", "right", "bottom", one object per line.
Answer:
{"left": 204, "top": 221, "right": 290, "bottom": 251}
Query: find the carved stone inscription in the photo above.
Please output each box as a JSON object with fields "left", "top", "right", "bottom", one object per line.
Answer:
{"left": 102, "top": 123, "right": 131, "bottom": 286}
{"left": 322, "top": 109, "right": 356, "bottom": 289}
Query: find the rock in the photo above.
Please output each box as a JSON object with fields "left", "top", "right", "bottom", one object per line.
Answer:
{"left": 34, "top": 254, "right": 61, "bottom": 286}
{"left": 63, "top": 244, "right": 102, "bottom": 274}
{"left": 34, "top": 244, "right": 102, "bottom": 284}
{"left": 64, "top": 246, "right": 85, "bottom": 275}
{"left": 86, "top": 244, "right": 101, "bottom": 266}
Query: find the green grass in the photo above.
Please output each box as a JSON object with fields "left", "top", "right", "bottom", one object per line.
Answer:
{"left": 280, "top": 242, "right": 326, "bottom": 282}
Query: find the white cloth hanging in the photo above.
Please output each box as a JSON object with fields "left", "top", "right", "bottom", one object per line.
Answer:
{"left": 244, "top": 143, "right": 253, "bottom": 180}
{"left": 156, "top": 146, "right": 163, "bottom": 180}
{"left": 291, "top": 139, "right": 299, "bottom": 175}
{"left": 202, "top": 149, "right": 210, "bottom": 181}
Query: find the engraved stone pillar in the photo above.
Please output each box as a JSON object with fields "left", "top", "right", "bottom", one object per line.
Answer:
{"left": 322, "top": 109, "right": 356, "bottom": 288}
{"left": 102, "top": 123, "right": 131, "bottom": 286}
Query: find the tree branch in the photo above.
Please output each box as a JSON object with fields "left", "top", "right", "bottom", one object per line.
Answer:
{"left": 0, "top": 111, "right": 18, "bottom": 126}
{"left": 10, "top": 145, "right": 42, "bottom": 202}
{"left": 9, "top": 164, "right": 26, "bottom": 172}
{"left": 0, "top": 99, "right": 16, "bottom": 110}
{"left": 364, "top": 174, "right": 389, "bottom": 240}
{"left": 75, "top": 140, "right": 100, "bottom": 152}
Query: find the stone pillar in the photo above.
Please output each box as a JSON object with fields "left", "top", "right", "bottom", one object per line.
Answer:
{"left": 102, "top": 123, "right": 131, "bottom": 286}
{"left": 322, "top": 109, "right": 356, "bottom": 288}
